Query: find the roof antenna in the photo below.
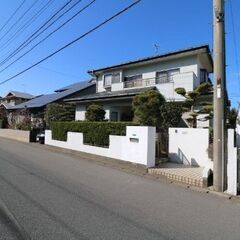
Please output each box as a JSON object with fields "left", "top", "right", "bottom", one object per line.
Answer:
{"left": 153, "top": 43, "right": 160, "bottom": 54}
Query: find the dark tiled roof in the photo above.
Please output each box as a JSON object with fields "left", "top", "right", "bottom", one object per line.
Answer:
{"left": 88, "top": 45, "right": 212, "bottom": 74}
{"left": 0, "top": 102, "right": 13, "bottom": 109}
{"left": 11, "top": 80, "right": 95, "bottom": 110}
{"left": 65, "top": 87, "right": 156, "bottom": 102}
{"left": 4, "top": 91, "right": 34, "bottom": 99}
{"left": 54, "top": 79, "right": 94, "bottom": 92}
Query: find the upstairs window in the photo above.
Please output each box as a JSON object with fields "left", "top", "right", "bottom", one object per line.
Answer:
{"left": 112, "top": 73, "right": 120, "bottom": 84}
{"left": 200, "top": 69, "right": 208, "bottom": 83}
{"left": 156, "top": 69, "right": 180, "bottom": 84}
{"left": 124, "top": 74, "right": 142, "bottom": 82}
{"left": 104, "top": 73, "right": 121, "bottom": 86}
{"left": 104, "top": 74, "right": 112, "bottom": 86}
{"left": 124, "top": 74, "right": 143, "bottom": 88}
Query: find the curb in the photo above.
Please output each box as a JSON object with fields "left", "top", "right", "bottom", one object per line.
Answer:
{"left": 0, "top": 199, "right": 31, "bottom": 240}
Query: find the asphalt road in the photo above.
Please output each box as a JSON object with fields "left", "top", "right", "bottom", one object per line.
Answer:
{"left": 0, "top": 138, "right": 240, "bottom": 240}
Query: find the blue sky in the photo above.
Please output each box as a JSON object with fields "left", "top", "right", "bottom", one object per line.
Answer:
{"left": 0, "top": 0, "right": 239, "bottom": 106}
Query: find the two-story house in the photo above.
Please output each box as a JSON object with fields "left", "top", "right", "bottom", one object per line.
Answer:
{"left": 0, "top": 91, "right": 34, "bottom": 109}
{"left": 66, "top": 45, "right": 213, "bottom": 126}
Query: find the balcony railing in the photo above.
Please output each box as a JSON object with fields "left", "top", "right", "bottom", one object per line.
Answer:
{"left": 123, "top": 72, "right": 197, "bottom": 89}
{"left": 123, "top": 78, "right": 156, "bottom": 88}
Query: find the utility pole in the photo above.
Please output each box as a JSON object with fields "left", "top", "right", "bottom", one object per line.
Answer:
{"left": 213, "top": 0, "right": 227, "bottom": 192}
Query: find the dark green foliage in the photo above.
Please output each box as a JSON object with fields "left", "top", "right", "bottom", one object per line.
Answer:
{"left": 209, "top": 127, "right": 213, "bottom": 143}
{"left": 174, "top": 82, "right": 213, "bottom": 128}
{"left": 159, "top": 102, "right": 183, "bottom": 130}
{"left": 227, "top": 108, "right": 238, "bottom": 129}
{"left": 187, "top": 90, "right": 200, "bottom": 100}
{"left": 202, "top": 105, "right": 213, "bottom": 113}
{"left": 195, "top": 82, "right": 212, "bottom": 94}
{"left": 45, "top": 103, "right": 75, "bottom": 127}
{"left": 175, "top": 87, "right": 186, "bottom": 96}
{"left": 132, "top": 90, "right": 165, "bottom": 126}
{"left": 16, "top": 122, "right": 31, "bottom": 131}
{"left": 85, "top": 104, "right": 106, "bottom": 121}
{"left": 50, "top": 121, "right": 138, "bottom": 147}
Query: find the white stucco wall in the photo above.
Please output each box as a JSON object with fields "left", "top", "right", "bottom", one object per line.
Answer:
{"left": 226, "top": 129, "right": 238, "bottom": 195}
{"left": 45, "top": 126, "right": 156, "bottom": 168}
{"left": 168, "top": 128, "right": 212, "bottom": 167}
{"left": 75, "top": 105, "right": 86, "bottom": 121}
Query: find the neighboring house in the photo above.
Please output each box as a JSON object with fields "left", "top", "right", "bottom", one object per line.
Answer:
{"left": 66, "top": 45, "right": 213, "bottom": 126}
{"left": 10, "top": 80, "right": 96, "bottom": 125}
{"left": 0, "top": 91, "right": 34, "bottom": 110}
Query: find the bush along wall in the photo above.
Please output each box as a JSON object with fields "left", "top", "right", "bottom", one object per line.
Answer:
{"left": 50, "top": 121, "right": 138, "bottom": 147}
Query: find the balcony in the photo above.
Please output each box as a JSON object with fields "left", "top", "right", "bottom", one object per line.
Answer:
{"left": 123, "top": 72, "right": 197, "bottom": 90}
{"left": 124, "top": 78, "right": 156, "bottom": 88}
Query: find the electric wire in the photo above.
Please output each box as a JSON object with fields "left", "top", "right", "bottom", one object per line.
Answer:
{"left": 0, "top": 0, "right": 55, "bottom": 54}
{"left": 0, "top": 0, "right": 96, "bottom": 74}
{"left": 0, "top": 0, "right": 26, "bottom": 34}
{"left": 0, "top": 0, "right": 141, "bottom": 85}
{"left": 0, "top": 0, "right": 77, "bottom": 68}
{"left": 0, "top": 0, "right": 41, "bottom": 44}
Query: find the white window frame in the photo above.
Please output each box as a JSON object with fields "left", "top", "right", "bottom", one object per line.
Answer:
{"left": 156, "top": 68, "right": 180, "bottom": 83}
{"left": 103, "top": 72, "right": 122, "bottom": 87}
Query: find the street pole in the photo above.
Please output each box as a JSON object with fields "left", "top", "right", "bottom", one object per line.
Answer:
{"left": 213, "top": 0, "right": 227, "bottom": 192}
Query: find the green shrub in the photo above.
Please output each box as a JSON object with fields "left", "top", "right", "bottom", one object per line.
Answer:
{"left": 175, "top": 87, "right": 186, "bottom": 96}
{"left": 159, "top": 102, "right": 183, "bottom": 130}
{"left": 16, "top": 122, "right": 31, "bottom": 131}
{"left": 45, "top": 103, "right": 75, "bottom": 127}
{"left": 85, "top": 104, "right": 106, "bottom": 121}
{"left": 132, "top": 90, "right": 165, "bottom": 127}
{"left": 50, "top": 121, "right": 138, "bottom": 147}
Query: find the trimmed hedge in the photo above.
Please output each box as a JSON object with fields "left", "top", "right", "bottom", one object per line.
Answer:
{"left": 50, "top": 121, "right": 138, "bottom": 147}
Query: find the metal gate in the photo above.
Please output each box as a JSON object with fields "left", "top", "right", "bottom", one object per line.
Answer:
{"left": 156, "top": 132, "right": 169, "bottom": 160}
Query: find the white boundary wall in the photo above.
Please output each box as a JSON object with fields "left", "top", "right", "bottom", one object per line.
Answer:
{"left": 45, "top": 126, "right": 156, "bottom": 168}
{"left": 227, "top": 129, "right": 238, "bottom": 195}
{"left": 168, "top": 128, "right": 212, "bottom": 167}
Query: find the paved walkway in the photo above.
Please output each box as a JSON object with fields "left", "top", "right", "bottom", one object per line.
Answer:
{"left": 148, "top": 162, "right": 204, "bottom": 187}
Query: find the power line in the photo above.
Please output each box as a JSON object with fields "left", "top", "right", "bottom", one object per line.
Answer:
{"left": 0, "top": 0, "right": 96, "bottom": 74}
{"left": 0, "top": 0, "right": 141, "bottom": 86}
{"left": 0, "top": 0, "right": 55, "bottom": 54}
{"left": 0, "top": 0, "right": 75, "bottom": 67}
{"left": 229, "top": 0, "right": 240, "bottom": 87}
{"left": 0, "top": 0, "right": 41, "bottom": 44}
{"left": 0, "top": 0, "right": 26, "bottom": 34}
{"left": 0, "top": 0, "right": 83, "bottom": 68}
{"left": 37, "top": 65, "right": 82, "bottom": 79}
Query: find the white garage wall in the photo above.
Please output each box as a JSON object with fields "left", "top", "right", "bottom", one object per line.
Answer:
{"left": 45, "top": 126, "right": 156, "bottom": 168}
{"left": 168, "top": 128, "right": 212, "bottom": 167}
